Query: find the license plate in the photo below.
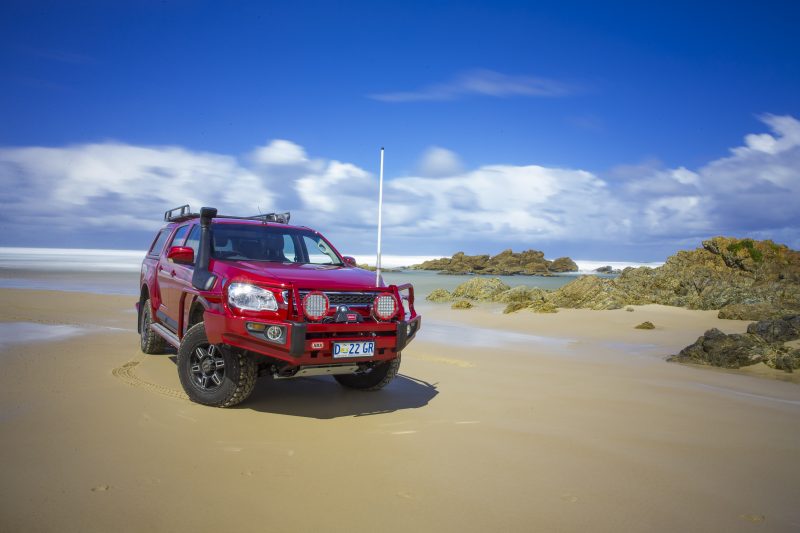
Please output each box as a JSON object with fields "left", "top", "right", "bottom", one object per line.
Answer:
{"left": 333, "top": 341, "right": 375, "bottom": 358}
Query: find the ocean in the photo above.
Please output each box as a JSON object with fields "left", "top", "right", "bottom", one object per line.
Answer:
{"left": 0, "top": 247, "right": 663, "bottom": 297}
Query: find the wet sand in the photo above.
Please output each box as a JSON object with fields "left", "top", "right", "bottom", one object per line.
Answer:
{"left": 1, "top": 289, "right": 799, "bottom": 532}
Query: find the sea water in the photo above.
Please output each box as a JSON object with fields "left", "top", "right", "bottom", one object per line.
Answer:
{"left": 0, "top": 248, "right": 662, "bottom": 297}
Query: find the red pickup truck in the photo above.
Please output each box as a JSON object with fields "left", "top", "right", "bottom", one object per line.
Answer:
{"left": 137, "top": 205, "right": 420, "bottom": 407}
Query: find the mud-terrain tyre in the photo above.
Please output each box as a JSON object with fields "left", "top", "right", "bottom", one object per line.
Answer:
{"left": 177, "top": 323, "right": 257, "bottom": 407}
{"left": 334, "top": 354, "right": 401, "bottom": 391}
{"left": 140, "top": 299, "right": 167, "bottom": 354}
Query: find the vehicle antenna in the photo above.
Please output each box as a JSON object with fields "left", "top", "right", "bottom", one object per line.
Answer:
{"left": 375, "top": 147, "right": 385, "bottom": 286}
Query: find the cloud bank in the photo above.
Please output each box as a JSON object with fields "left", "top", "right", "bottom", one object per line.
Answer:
{"left": 1, "top": 115, "right": 798, "bottom": 255}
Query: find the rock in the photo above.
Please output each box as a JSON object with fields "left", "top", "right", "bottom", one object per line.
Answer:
{"left": 426, "top": 288, "right": 453, "bottom": 303}
{"left": 451, "top": 277, "right": 510, "bottom": 301}
{"left": 594, "top": 265, "right": 620, "bottom": 274}
{"left": 412, "top": 249, "right": 577, "bottom": 276}
{"left": 503, "top": 300, "right": 558, "bottom": 314}
{"left": 549, "top": 275, "right": 627, "bottom": 310}
{"left": 746, "top": 315, "right": 800, "bottom": 343}
{"left": 718, "top": 303, "right": 783, "bottom": 320}
{"left": 668, "top": 328, "right": 780, "bottom": 369}
{"left": 357, "top": 264, "right": 401, "bottom": 273}
{"left": 548, "top": 257, "right": 579, "bottom": 273}
{"left": 635, "top": 321, "right": 655, "bottom": 329}
{"left": 495, "top": 286, "right": 548, "bottom": 303}
{"left": 774, "top": 349, "right": 800, "bottom": 372}
{"left": 503, "top": 301, "right": 530, "bottom": 314}
{"left": 625, "top": 307, "right": 634, "bottom": 312}
{"left": 451, "top": 300, "right": 473, "bottom": 310}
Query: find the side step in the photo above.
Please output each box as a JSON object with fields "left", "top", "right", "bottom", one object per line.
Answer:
{"left": 150, "top": 323, "right": 180, "bottom": 349}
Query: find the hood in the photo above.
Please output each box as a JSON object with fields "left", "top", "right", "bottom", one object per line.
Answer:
{"left": 213, "top": 260, "right": 382, "bottom": 289}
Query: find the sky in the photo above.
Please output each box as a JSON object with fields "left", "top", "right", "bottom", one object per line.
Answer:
{"left": 1, "top": 0, "right": 799, "bottom": 261}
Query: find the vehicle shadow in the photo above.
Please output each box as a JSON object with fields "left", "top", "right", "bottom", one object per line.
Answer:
{"left": 242, "top": 373, "right": 439, "bottom": 419}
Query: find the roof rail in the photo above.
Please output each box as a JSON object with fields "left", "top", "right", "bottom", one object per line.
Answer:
{"left": 164, "top": 205, "right": 291, "bottom": 224}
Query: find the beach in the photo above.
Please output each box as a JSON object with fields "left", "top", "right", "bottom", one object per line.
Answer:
{"left": 1, "top": 287, "right": 799, "bottom": 532}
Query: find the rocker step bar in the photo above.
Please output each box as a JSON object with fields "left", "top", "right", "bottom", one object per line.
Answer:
{"left": 150, "top": 323, "right": 180, "bottom": 349}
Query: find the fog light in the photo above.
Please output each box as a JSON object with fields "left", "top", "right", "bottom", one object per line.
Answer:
{"left": 246, "top": 322, "right": 267, "bottom": 332}
{"left": 266, "top": 325, "right": 284, "bottom": 341}
{"left": 373, "top": 294, "right": 398, "bottom": 321}
{"left": 303, "top": 291, "right": 329, "bottom": 321}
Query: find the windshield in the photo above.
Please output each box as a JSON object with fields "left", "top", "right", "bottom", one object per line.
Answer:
{"left": 211, "top": 224, "right": 343, "bottom": 265}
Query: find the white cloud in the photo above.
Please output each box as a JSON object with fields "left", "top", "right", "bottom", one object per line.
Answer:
{"left": 251, "top": 139, "right": 308, "bottom": 166}
{"left": 417, "top": 146, "right": 464, "bottom": 176}
{"left": 1, "top": 115, "right": 798, "bottom": 253}
{"left": 0, "top": 142, "right": 274, "bottom": 232}
{"left": 735, "top": 114, "right": 800, "bottom": 156}
{"left": 621, "top": 114, "right": 800, "bottom": 243}
{"left": 295, "top": 161, "right": 376, "bottom": 223}
{"left": 369, "top": 69, "right": 573, "bottom": 102}
{"left": 383, "top": 165, "right": 625, "bottom": 241}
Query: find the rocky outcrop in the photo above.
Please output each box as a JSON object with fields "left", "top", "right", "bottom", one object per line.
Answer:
{"left": 549, "top": 237, "right": 800, "bottom": 315}
{"left": 669, "top": 315, "right": 800, "bottom": 372}
{"left": 635, "top": 321, "right": 655, "bottom": 330}
{"left": 425, "top": 238, "right": 800, "bottom": 320}
{"left": 412, "top": 249, "right": 578, "bottom": 276}
{"left": 451, "top": 300, "right": 473, "bottom": 310}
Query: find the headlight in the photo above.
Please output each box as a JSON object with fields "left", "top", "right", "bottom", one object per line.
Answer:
{"left": 227, "top": 283, "right": 278, "bottom": 311}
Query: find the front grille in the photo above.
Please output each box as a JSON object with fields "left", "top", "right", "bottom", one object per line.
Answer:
{"left": 298, "top": 291, "right": 379, "bottom": 308}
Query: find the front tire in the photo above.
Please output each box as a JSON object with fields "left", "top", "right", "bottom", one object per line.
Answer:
{"left": 140, "top": 299, "right": 166, "bottom": 354}
{"left": 334, "top": 354, "right": 401, "bottom": 391}
{"left": 177, "top": 323, "right": 257, "bottom": 407}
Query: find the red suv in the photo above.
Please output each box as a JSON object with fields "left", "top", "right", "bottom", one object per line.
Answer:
{"left": 137, "top": 205, "right": 420, "bottom": 407}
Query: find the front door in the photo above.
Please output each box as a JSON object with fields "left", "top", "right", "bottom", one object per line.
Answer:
{"left": 157, "top": 224, "right": 191, "bottom": 331}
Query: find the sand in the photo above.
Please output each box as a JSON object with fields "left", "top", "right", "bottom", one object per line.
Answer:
{"left": 1, "top": 288, "right": 799, "bottom": 532}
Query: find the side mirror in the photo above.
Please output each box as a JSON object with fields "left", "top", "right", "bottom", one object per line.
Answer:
{"left": 167, "top": 246, "right": 195, "bottom": 265}
{"left": 342, "top": 256, "right": 357, "bottom": 267}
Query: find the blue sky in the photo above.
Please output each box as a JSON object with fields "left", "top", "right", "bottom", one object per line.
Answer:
{"left": 1, "top": 0, "right": 799, "bottom": 261}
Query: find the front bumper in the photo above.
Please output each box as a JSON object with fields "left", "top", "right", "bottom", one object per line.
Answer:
{"left": 204, "top": 311, "right": 421, "bottom": 366}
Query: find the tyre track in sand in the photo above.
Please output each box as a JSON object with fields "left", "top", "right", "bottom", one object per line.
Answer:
{"left": 112, "top": 359, "right": 189, "bottom": 401}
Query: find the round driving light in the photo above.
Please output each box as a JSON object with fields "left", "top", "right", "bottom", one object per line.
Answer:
{"left": 302, "top": 291, "right": 329, "bottom": 321}
{"left": 266, "top": 325, "right": 283, "bottom": 341}
{"left": 373, "top": 294, "right": 398, "bottom": 321}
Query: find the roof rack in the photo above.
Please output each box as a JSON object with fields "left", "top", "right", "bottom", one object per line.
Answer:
{"left": 164, "top": 205, "right": 291, "bottom": 224}
{"left": 248, "top": 212, "right": 291, "bottom": 224}
{"left": 164, "top": 205, "right": 198, "bottom": 222}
